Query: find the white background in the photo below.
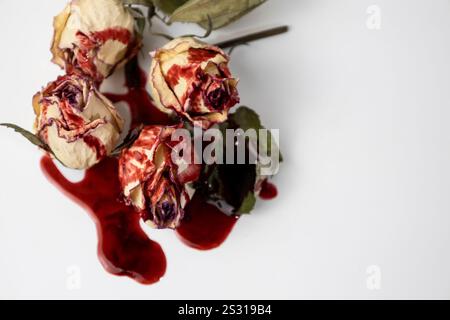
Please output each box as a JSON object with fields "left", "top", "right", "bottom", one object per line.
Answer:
{"left": 1, "top": 0, "right": 450, "bottom": 299}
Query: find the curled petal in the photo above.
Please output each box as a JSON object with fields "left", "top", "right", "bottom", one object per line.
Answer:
{"left": 34, "top": 74, "right": 124, "bottom": 169}
{"left": 149, "top": 37, "right": 240, "bottom": 129}
{"left": 51, "top": 0, "right": 139, "bottom": 82}
{"left": 119, "top": 125, "right": 201, "bottom": 229}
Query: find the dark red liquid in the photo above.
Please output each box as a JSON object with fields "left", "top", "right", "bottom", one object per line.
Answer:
{"left": 177, "top": 195, "right": 239, "bottom": 250}
{"left": 104, "top": 57, "right": 170, "bottom": 128}
{"left": 83, "top": 135, "right": 106, "bottom": 161}
{"left": 259, "top": 180, "right": 278, "bottom": 200}
{"left": 41, "top": 156, "right": 166, "bottom": 285}
{"left": 39, "top": 57, "right": 249, "bottom": 284}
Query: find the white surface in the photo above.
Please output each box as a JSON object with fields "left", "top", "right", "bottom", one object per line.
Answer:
{"left": 1, "top": 0, "right": 450, "bottom": 299}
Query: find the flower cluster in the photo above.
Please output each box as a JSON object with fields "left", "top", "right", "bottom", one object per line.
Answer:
{"left": 115, "top": 36, "right": 242, "bottom": 228}
{"left": 0, "top": 0, "right": 285, "bottom": 286}
{"left": 33, "top": 0, "right": 141, "bottom": 169}
{"left": 14, "top": 0, "right": 279, "bottom": 230}
{"left": 32, "top": 0, "right": 238, "bottom": 229}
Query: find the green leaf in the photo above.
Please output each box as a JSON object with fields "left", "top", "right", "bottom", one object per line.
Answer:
{"left": 199, "top": 160, "right": 257, "bottom": 216}
{"left": 238, "top": 192, "right": 256, "bottom": 214}
{"left": 136, "top": 17, "right": 146, "bottom": 35}
{"left": 170, "top": 0, "right": 266, "bottom": 29}
{"left": 196, "top": 106, "right": 282, "bottom": 216}
{"left": 0, "top": 123, "right": 49, "bottom": 150}
{"left": 128, "top": 7, "right": 147, "bottom": 35}
{"left": 229, "top": 106, "right": 262, "bottom": 131}
{"left": 153, "top": 0, "right": 189, "bottom": 14}
{"left": 229, "top": 106, "right": 283, "bottom": 162}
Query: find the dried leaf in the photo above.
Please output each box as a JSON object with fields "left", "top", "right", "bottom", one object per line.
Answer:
{"left": 196, "top": 106, "right": 282, "bottom": 216}
{"left": 1, "top": 123, "right": 78, "bottom": 167}
{"left": 170, "top": 0, "right": 266, "bottom": 29}
{"left": 153, "top": 0, "right": 189, "bottom": 14}
{"left": 199, "top": 160, "right": 257, "bottom": 216}
{"left": 128, "top": 7, "right": 147, "bottom": 35}
{"left": 238, "top": 192, "right": 256, "bottom": 214}
{"left": 122, "top": 0, "right": 154, "bottom": 7}
{"left": 229, "top": 106, "right": 283, "bottom": 162}
{"left": 0, "top": 123, "right": 48, "bottom": 150}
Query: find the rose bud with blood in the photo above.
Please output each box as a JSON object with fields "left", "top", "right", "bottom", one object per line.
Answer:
{"left": 149, "top": 37, "right": 240, "bottom": 129}
{"left": 118, "top": 126, "right": 201, "bottom": 229}
{"left": 33, "top": 74, "right": 124, "bottom": 169}
{"left": 51, "top": 0, "right": 139, "bottom": 82}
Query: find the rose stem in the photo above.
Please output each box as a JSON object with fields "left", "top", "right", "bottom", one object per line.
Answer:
{"left": 215, "top": 25, "right": 289, "bottom": 49}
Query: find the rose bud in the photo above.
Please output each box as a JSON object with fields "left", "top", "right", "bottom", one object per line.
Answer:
{"left": 149, "top": 37, "right": 240, "bottom": 129}
{"left": 119, "top": 126, "right": 201, "bottom": 229}
{"left": 51, "top": 0, "right": 139, "bottom": 82}
{"left": 33, "top": 74, "right": 124, "bottom": 170}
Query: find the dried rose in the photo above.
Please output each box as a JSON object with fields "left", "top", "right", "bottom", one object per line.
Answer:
{"left": 33, "top": 74, "right": 124, "bottom": 169}
{"left": 51, "top": 0, "right": 139, "bottom": 82}
{"left": 118, "top": 126, "right": 201, "bottom": 229}
{"left": 149, "top": 37, "right": 240, "bottom": 129}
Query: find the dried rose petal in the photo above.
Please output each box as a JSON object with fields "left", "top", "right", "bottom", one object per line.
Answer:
{"left": 33, "top": 74, "right": 124, "bottom": 169}
{"left": 51, "top": 0, "right": 140, "bottom": 82}
{"left": 118, "top": 126, "right": 201, "bottom": 229}
{"left": 149, "top": 37, "right": 240, "bottom": 129}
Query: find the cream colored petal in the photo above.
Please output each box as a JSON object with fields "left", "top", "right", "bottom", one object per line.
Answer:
{"left": 192, "top": 111, "right": 229, "bottom": 129}
{"left": 32, "top": 92, "right": 43, "bottom": 119}
{"left": 45, "top": 125, "right": 98, "bottom": 169}
{"left": 149, "top": 60, "right": 183, "bottom": 114}
{"left": 145, "top": 220, "right": 158, "bottom": 229}
{"left": 59, "top": 0, "right": 134, "bottom": 50}
{"left": 83, "top": 89, "right": 124, "bottom": 132}
{"left": 157, "top": 37, "right": 227, "bottom": 58}
{"left": 35, "top": 75, "right": 124, "bottom": 169}
{"left": 97, "top": 40, "right": 128, "bottom": 65}
{"left": 75, "top": 0, "right": 134, "bottom": 33}
{"left": 130, "top": 186, "right": 145, "bottom": 210}
{"left": 50, "top": 4, "right": 71, "bottom": 68}
{"left": 90, "top": 122, "right": 120, "bottom": 154}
